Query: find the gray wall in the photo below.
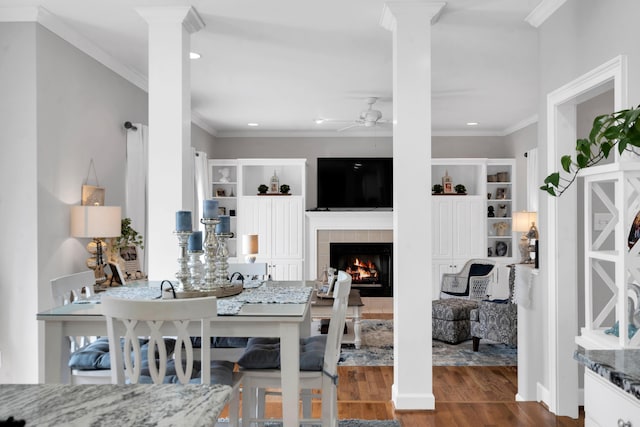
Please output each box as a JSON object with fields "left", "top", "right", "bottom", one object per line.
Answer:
{"left": 0, "top": 23, "right": 149, "bottom": 383}
{"left": 213, "top": 134, "right": 517, "bottom": 209}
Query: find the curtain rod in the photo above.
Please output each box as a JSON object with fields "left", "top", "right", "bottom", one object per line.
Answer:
{"left": 124, "top": 121, "right": 138, "bottom": 131}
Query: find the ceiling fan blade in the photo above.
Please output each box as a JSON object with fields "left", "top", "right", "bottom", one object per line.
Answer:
{"left": 337, "top": 123, "right": 361, "bottom": 132}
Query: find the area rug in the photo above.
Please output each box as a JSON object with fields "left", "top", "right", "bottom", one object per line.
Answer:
{"left": 338, "top": 319, "right": 517, "bottom": 366}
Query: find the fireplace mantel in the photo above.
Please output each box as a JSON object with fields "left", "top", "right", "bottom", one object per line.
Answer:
{"left": 305, "top": 211, "right": 393, "bottom": 280}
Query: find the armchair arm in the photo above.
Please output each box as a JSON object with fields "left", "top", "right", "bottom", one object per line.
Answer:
{"left": 441, "top": 273, "right": 468, "bottom": 298}
{"left": 471, "top": 300, "right": 517, "bottom": 346}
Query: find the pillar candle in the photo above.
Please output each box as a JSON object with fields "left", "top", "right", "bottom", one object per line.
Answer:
{"left": 176, "top": 210, "right": 192, "bottom": 232}
{"left": 203, "top": 199, "right": 219, "bottom": 219}
{"left": 188, "top": 231, "right": 202, "bottom": 251}
{"left": 216, "top": 215, "right": 230, "bottom": 234}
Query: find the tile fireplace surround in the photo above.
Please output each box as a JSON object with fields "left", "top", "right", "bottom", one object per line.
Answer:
{"left": 305, "top": 211, "right": 393, "bottom": 280}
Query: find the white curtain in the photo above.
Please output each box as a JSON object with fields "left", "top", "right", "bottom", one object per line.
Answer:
{"left": 194, "top": 150, "right": 210, "bottom": 233}
{"left": 126, "top": 124, "right": 148, "bottom": 274}
{"left": 527, "top": 148, "right": 539, "bottom": 212}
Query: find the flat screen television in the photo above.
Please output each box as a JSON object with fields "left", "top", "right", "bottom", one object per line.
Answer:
{"left": 317, "top": 157, "right": 393, "bottom": 209}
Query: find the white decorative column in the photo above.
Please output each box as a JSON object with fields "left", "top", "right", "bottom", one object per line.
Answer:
{"left": 381, "top": 1, "right": 445, "bottom": 410}
{"left": 137, "top": 7, "right": 204, "bottom": 280}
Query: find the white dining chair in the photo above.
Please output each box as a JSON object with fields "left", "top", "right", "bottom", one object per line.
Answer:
{"left": 238, "top": 270, "right": 352, "bottom": 427}
{"left": 101, "top": 295, "right": 242, "bottom": 426}
{"left": 50, "top": 271, "right": 112, "bottom": 384}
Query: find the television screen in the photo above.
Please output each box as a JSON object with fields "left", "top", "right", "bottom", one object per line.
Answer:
{"left": 317, "top": 157, "right": 393, "bottom": 209}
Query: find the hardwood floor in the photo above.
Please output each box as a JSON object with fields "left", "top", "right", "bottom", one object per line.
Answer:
{"left": 222, "top": 310, "right": 585, "bottom": 425}
{"left": 224, "top": 365, "right": 584, "bottom": 426}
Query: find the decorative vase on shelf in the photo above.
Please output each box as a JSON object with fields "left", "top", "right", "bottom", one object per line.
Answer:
{"left": 270, "top": 170, "right": 279, "bottom": 193}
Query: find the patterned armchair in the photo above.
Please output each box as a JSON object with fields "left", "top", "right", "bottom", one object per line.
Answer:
{"left": 470, "top": 265, "right": 517, "bottom": 351}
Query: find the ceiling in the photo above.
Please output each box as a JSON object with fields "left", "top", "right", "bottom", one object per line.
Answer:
{"left": 1, "top": 0, "right": 541, "bottom": 137}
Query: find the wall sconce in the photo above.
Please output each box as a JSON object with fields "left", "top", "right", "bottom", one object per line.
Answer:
{"left": 513, "top": 211, "right": 538, "bottom": 264}
{"left": 242, "top": 234, "right": 259, "bottom": 263}
{"left": 71, "top": 205, "right": 121, "bottom": 283}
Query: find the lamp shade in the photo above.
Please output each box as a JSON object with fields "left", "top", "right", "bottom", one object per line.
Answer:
{"left": 242, "top": 234, "right": 259, "bottom": 255}
{"left": 513, "top": 211, "right": 537, "bottom": 232}
{"left": 71, "top": 206, "right": 121, "bottom": 238}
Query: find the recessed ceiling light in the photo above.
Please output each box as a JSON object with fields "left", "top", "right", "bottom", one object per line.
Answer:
{"left": 247, "top": 123, "right": 259, "bottom": 127}
{"left": 189, "top": 52, "right": 201, "bottom": 59}
{"left": 314, "top": 118, "right": 325, "bottom": 124}
{"left": 466, "top": 122, "right": 479, "bottom": 126}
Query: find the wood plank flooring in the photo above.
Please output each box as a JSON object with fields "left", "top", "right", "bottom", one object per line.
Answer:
{"left": 239, "top": 365, "right": 584, "bottom": 426}
{"left": 222, "top": 311, "right": 585, "bottom": 425}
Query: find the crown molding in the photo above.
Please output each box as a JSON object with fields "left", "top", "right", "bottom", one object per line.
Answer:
{"left": 380, "top": 1, "right": 447, "bottom": 30}
{"left": 525, "top": 0, "right": 567, "bottom": 28}
{"left": 0, "top": 7, "right": 149, "bottom": 92}
{"left": 191, "top": 110, "right": 218, "bottom": 137}
{"left": 502, "top": 115, "right": 538, "bottom": 136}
{"left": 215, "top": 129, "right": 394, "bottom": 138}
{"left": 135, "top": 6, "right": 205, "bottom": 34}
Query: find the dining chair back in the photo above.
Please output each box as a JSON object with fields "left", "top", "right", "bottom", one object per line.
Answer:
{"left": 239, "top": 270, "right": 352, "bottom": 427}
{"left": 50, "top": 271, "right": 111, "bottom": 384}
{"left": 102, "top": 295, "right": 242, "bottom": 425}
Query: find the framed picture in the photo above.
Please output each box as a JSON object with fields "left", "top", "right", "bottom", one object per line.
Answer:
{"left": 218, "top": 206, "right": 226, "bottom": 216}
{"left": 628, "top": 210, "right": 640, "bottom": 250}
{"left": 216, "top": 188, "right": 226, "bottom": 197}
{"left": 81, "top": 185, "right": 105, "bottom": 206}
{"left": 443, "top": 182, "right": 454, "bottom": 194}
{"left": 106, "top": 262, "right": 126, "bottom": 286}
{"left": 495, "top": 187, "right": 507, "bottom": 199}
{"left": 119, "top": 246, "right": 141, "bottom": 279}
{"left": 495, "top": 240, "right": 509, "bottom": 257}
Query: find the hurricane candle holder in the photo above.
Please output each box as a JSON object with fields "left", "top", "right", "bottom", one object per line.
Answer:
{"left": 214, "top": 233, "right": 233, "bottom": 286}
{"left": 187, "top": 250, "right": 204, "bottom": 289}
{"left": 201, "top": 218, "right": 220, "bottom": 289}
{"left": 174, "top": 231, "right": 192, "bottom": 291}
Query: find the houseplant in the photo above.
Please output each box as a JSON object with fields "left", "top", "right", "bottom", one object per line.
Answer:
{"left": 109, "top": 218, "right": 144, "bottom": 269}
{"left": 454, "top": 184, "right": 466, "bottom": 194}
{"left": 541, "top": 106, "right": 640, "bottom": 196}
{"left": 258, "top": 184, "right": 268, "bottom": 194}
{"left": 280, "top": 184, "right": 290, "bottom": 194}
{"left": 432, "top": 184, "right": 443, "bottom": 194}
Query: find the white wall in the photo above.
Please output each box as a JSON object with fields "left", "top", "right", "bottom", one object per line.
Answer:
{"left": 0, "top": 22, "right": 149, "bottom": 383}
{"left": 191, "top": 123, "right": 216, "bottom": 155}
{"left": 213, "top": 135, "right": 513, "bottom": 208}
{"left": 0, "top": 23, "right": 39, "bottom": 383}
{"left": 505, "top": 123, "right": 537, "bottom": 211}
{"left": 537, "top": 0, "right": 640, "bottom": 407}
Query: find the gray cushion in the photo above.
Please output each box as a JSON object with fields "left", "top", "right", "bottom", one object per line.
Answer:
{"left": 138, "top": 360, "right": 235, "bottom": 386}
{"left": 237, "top": 336, "right": 327, "bottom": 371}
{"left": 68, "top": 337, "right": 177, "bottom": 371}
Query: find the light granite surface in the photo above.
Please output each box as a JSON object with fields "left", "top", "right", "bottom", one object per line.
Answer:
{"left": 0, "top": 383, "right": 232, "bottom": 426}
{"left": 574, "top": 348, "right": 640, "bottom": 400}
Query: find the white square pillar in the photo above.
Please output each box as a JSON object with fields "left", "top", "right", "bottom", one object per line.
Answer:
{"left": 137, "top": 7, "right": 204, "bottom": 280}
{"left": 381, "top": 1, "right": 445, "bottom": 410}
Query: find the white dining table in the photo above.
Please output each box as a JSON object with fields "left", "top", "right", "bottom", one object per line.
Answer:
{"left": 37, "top": 280, "right": 312, "bottom": 427}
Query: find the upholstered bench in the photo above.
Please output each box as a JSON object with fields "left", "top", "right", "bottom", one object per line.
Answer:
{"left": 432, "top": 299, "right": 479, "bottom": 344}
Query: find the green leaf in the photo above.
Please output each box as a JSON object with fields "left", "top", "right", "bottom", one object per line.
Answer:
{"left": 619, "top": 138, "right": 628, "bottom": 154}
{"left": 577, "top": 153, "right": 588, "bottom": 168}
{"left": 576, "top": 139, "right": 591, "bottom": 157}
{"left": 603, "top": 124, "right": 621, "bottom": 140}
{"left": 601, "top": 141, "right": 613, "bottom": 158}
{"left": 544, "top": 172, "right": 560, "bottom": 187}
{"left": 561, "top": 155, "right": 572, "bottom": 173}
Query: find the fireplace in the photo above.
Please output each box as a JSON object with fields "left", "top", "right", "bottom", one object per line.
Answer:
{"left": 330, "top": 242, "right": 393, "bottom": 297}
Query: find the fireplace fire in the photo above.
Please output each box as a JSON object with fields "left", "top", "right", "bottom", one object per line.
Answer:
{"left": 330, "top": 242, "right": 392, "bottom": 297}
{"left": 345, "top": 258, "right": 379, "bottom": 284}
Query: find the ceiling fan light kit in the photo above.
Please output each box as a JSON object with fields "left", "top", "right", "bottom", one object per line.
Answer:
{"left": 318, "top": 97, "right": 390, "bottom": 132}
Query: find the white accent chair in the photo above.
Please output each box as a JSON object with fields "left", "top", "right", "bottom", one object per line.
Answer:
{"left": 239, "top": 270, "right": 352, "bottom": 427}
{"left": 102, "top": 296, "right": 242, "bottom": 426}
{"left": 50, "top": 271, "right": 111, "bottom": 384}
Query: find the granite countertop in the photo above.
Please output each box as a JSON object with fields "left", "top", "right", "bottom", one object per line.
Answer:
{"left": 574, "top": 347, "right": 640, "bottom": 400}
{"left": 0, "top": 383, "right": 232, "bottom": 427}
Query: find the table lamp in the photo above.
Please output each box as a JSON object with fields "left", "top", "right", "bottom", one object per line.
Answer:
{"left": 71, "top": 205, "right": 121, "bottom": 283}
{"left": 513, "top": 211, "right": 538, "bottom": 264}
{"left": 242, "top": 234, "right": 259, "bottom": 263}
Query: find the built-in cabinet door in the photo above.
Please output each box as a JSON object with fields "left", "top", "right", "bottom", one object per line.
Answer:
{"left": 451, "top": 197, "right": 485, "bottom": 259}
{"left": 432, "top": 197, "right": 453, "bottom": 258}
{"left": 238, "top": 197, "right": 272, "bottom": 257}
{"left": 271, "top": 196, "right": 303, "bottom": 259}
{"left": 270, "top": 259, "right": 303, "bottom": 281}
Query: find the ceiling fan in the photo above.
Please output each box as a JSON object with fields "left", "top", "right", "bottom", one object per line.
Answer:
{"left": 317, "top": 97, "right": 391, "bottom": 132}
